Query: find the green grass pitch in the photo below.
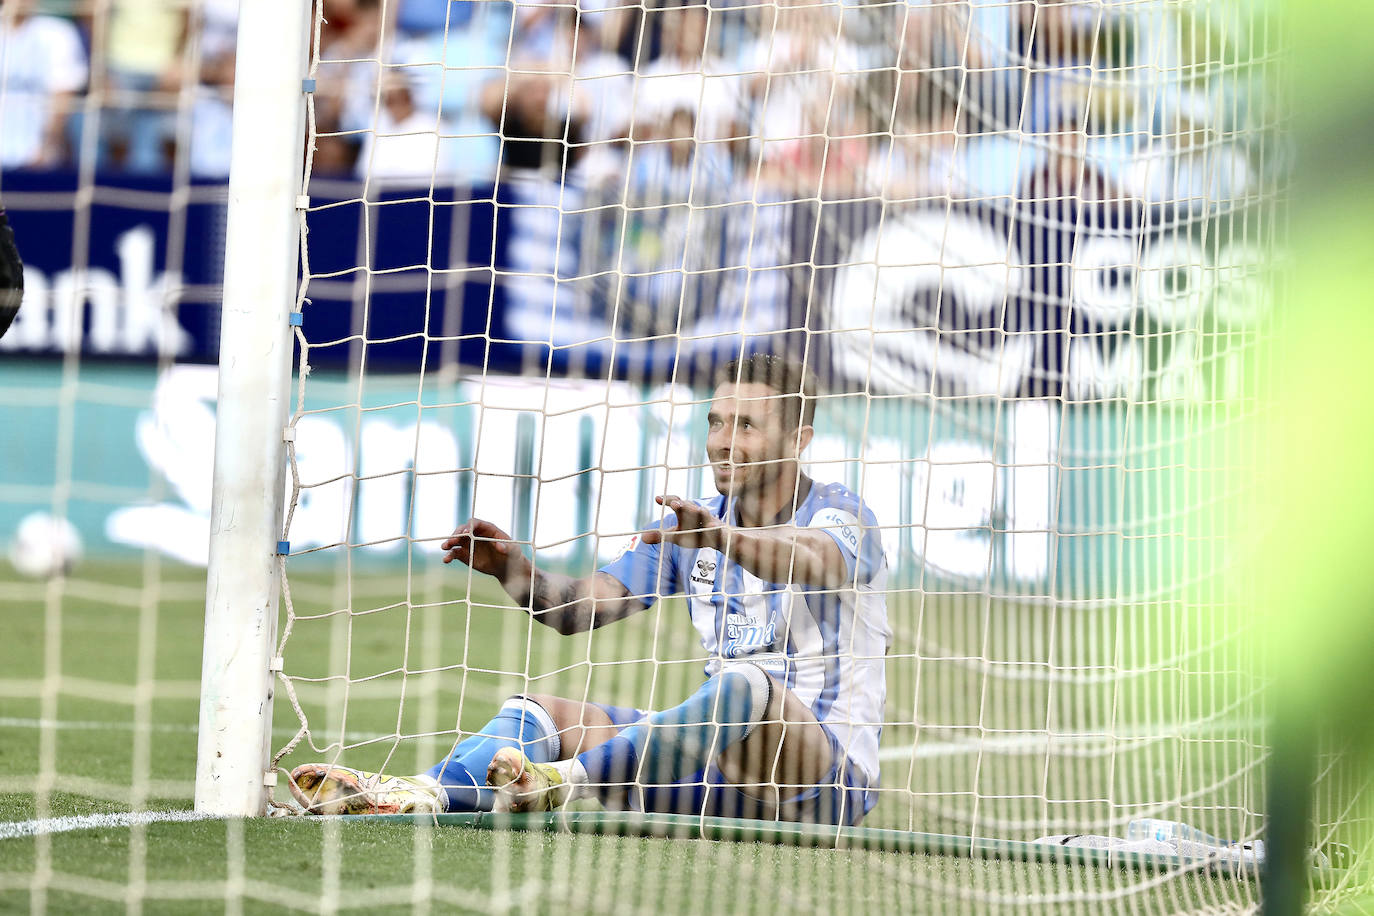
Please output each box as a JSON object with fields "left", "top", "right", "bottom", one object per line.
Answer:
{"left": 0, "top": 558, "right": 1263, "bottom": 913}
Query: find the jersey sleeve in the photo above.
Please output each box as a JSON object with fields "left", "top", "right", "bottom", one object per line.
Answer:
{"left": 807, "top": 492, "right": 885, "bottom": 586}
{"left": 598, "top": 517, "right": 681, "bottom": 607}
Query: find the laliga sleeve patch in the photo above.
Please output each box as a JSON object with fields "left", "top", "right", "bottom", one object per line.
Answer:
{"left": 610, "top": 533, "right": 640, "bottom": 561}
{"left": 809, "top": 507, "right": 861, "bottom": 556}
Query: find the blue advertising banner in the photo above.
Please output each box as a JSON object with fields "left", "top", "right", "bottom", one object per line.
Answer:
{"left": 1, "top": 170, "right": 1265, "bottom": 400}
{"left": 0, "top": 171, "right": 227, "bottom": 361}
{"left": 798, "top": 195, "right": 1267, "bottom": 401}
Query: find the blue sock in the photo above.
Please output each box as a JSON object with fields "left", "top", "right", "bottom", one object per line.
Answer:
{"left": 576, "top": 666, "right": 770, "bottom": 806}
{"left": 425, "top": 697, "right": 560, "bottom": 811}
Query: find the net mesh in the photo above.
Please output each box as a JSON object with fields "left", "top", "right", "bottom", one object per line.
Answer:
{"left": 279, "top": 0, "right": 1275, "bottom": 905}
{"left": 3, "top": 0, "right": 1373, "bottom": 911}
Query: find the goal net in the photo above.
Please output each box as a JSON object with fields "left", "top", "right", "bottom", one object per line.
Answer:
{"left": 2, "top": 0, "right": 1371, "bottom": 910}
{"left": 264, "top": 0, "right": 1292, "bottom": 906}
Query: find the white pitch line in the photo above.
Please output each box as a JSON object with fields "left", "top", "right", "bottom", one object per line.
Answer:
{"left": 880, "top": 733, "right": 1116, "bottom": 762}
{"left": 0, "top": 716, "right": 205, "bottom": 735}
{"left": 0, "top": 717, "right": 387, "bottom": 742}
{"left": 0, "top": 809, "right": 217, "bottom": 841}
{"left": 878, "top": 719, "right": 1262, "bottom": 763}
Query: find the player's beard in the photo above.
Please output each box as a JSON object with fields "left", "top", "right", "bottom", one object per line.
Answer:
{"left": 711, "top": 454, "right": 784, "bottom": 498}
{"left": 710, "top": 457, "right": 743, "bottom": 495}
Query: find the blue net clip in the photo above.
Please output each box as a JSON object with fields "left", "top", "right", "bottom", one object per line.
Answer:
{"left": 276, "top": 540, "right": 290, "bottom": 556}
{"left": 288, "top": 311, "right": 303, "bottom": 327}
{"left": 302, "top": 78, "right": 317, "bottom": 93}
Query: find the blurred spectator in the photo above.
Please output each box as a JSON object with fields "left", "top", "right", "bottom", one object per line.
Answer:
{"left": 866, "top": 83, "right": 961, "bottom": 201}
{"left": 899, "top": 0, "right": 978, "bottom": 86}
{"left": 1013, "top": 1, "right": 1128, "bottom": 136}
{"left": 1022, "top": 113, "right": 1129, "bottom": 207}
{"left": 375, "top": 0, "right": 514, "bottom": 181}
{"left": 617, "top": 105, "right": 740, "bottom": 337}
{"left": 188, "top": 48, "right": 234, "bottom": 177}
{"left": 394, "top": 0, "right": 472, "bottom": 36}
{"left": 317, "top": 0, "right": 380, "bottom": 59}
{"left": 505, "top": 0, "right": 637, "bottom": 67}
{"left": 628, "top": 106, "right": 731, "bottom": 204}
{"left": 0, "top": 0, "right": 87, "bottom": 169}
{"left": 1126, "top": 98, "right": 1255, "bottom": 213}
{"left": 580, "top": 0, "right": 634, "bottom": 63}
{"left": 196, "top": 0, "right": 240, "bottom": 62}
{"left": 630, "top": 4, "right": 745, "bottom": 146}
{"left": 895, "top": 0, "right": 1012, "bottom": 137}
{"left": 508, "top": 0, "right": 570, "bottom": 61}
{"left": 735, "top": 0, "right": 867, "bottom": 197}
{"left": 99, "top": 0, "right": 187, "bottom": 173}
{"left": 480, "top": 65, "right": 585, "bottom": 177}
{"left": 355, "top": 69, "right": 442, "bottom": 180}
{"left": 547, "top": 9, "right": 633, "bottom": 186}
{"left": 313, "top": 0, "right": 384, "bottom": 175}
{"left": 181, "top": 0, "right": 238, "bottom": 176}
{"left": 477, "top": 5, "right": 637, "bottom": 179}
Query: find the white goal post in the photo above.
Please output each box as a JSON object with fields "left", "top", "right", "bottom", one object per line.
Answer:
{"left": 193, "top": 0, "right": 312, "bottom": 816}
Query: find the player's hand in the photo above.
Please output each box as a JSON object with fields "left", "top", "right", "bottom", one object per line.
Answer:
{"left": 441, "top": 519, "right": 529, "bottom": 583}
{"left": 641, "top": 495, "right": 727, "bottom": 550}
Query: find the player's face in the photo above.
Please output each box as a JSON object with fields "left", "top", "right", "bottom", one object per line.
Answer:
{"left": 706, "top": 382, "right": 805, "bottom": 496}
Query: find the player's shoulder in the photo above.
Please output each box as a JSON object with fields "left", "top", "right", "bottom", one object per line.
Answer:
{"left": 801, "top": 479, "right": 875, "bottom": 523}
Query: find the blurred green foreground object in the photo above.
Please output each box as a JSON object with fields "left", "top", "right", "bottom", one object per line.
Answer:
{"left": 1260, "top": 1, "right": 1374, "bottom": 914}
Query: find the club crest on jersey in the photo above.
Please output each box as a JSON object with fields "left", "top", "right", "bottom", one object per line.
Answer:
{"left": 691, "top": 557, "right": 717, "bottom": 585}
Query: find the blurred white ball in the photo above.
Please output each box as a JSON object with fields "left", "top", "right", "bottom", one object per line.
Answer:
{"left": 8, "top": 512, "right": 83, "bottom": 579}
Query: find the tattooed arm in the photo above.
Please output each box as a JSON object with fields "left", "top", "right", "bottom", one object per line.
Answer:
{"left": 518, "top": 569, "right": 640, "bottom": 635}
{"left": 442, "top": 519, "right": 641, "bottom": 635}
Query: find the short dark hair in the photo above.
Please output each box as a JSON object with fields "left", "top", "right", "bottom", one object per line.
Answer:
{"left": 714, "top": 353, "right": 817, "bottom": 431}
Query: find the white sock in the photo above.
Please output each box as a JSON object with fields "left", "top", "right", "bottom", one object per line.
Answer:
{"left": 551, "top": 758, "right": 589, "bottom": 801}
{"left": 408, "top": 772, "right": 448, "bottom": 810}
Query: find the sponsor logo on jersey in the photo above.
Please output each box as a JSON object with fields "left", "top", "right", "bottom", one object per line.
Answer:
{"left": 724, "top": 612, "right": 776, "bottom": 658}
{"left": 813, "top": 508, "right": 860, "bottom": 553}
{"left": 691, "top": 557, "right": 717, "bottom": 585}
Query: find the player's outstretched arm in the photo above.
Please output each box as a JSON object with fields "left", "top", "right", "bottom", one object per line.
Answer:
{"left": 441, "top": 519, "right": 640, "bottom": 635}
{"left": 643, "top": 496, "right": 850, "bottom": 589}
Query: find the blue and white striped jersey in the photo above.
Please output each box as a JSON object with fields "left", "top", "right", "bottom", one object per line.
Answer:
{"left": 600, "top": 479, "right": 891, "bottom": 784}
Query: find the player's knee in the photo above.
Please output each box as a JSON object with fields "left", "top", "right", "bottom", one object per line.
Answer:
{"left": 712, "top": 661, "right": 775, "bottom": 728}
{"left": 519, "top": 693, "right": 562, "bottom": 717}
{"left": 499, "top": 695, "right": 560, "bottom": 739}
{"left": 510, "top": 693, "right": 619, "bottom": 756}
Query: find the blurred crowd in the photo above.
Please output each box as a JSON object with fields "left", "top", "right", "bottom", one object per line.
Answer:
{"left": 0, "top": 0, "right": 1264, "bottom": 209}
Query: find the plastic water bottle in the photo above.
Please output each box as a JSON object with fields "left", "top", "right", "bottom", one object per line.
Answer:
{"left": 1126, "top": 819, "right": 1233, "bottom": 847}
{"left": 1126, "top": 820, "right": 1346, "bottom": 868}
